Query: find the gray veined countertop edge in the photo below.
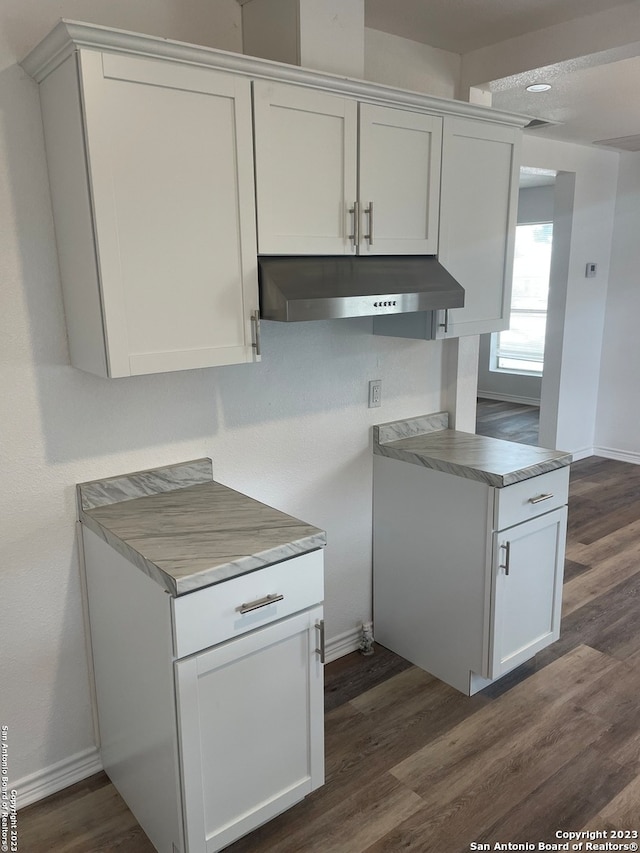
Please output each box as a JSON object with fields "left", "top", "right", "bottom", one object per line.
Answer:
{"left": 373, "top": 415, "right": 572, "bottom": 488}
{"left": 77, "top": 460, "right": 326, "bottom": 596}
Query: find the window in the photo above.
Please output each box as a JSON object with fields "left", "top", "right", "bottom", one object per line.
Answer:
{"left": 493, "top": 222, "right": 553, "bottom": 375}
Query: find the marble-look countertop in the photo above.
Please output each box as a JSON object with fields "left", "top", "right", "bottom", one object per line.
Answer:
{"left": 373, "top": 413, "right": 572, "bottom": 487}
{"left": 78, "top": 459, "right": 326, "bottom": 596}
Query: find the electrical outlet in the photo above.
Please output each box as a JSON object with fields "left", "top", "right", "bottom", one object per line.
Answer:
{"left": 368, "top": 379, "right": 382, "bottom": 408}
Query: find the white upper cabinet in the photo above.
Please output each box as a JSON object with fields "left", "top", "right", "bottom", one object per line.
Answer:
{"left": 253, "top": 82, "right": 358, "bottom": 255}
{"left": 436, "top": 116, "right": 521, "bottom": 338}
{"left": 359, "top": 104, "right": 441, "bottom": 255}
{"left": 38, "top": 50, "right": 259, "bottom": 377}
{"left": 253, "top": 81, "right": 442, "bottom": 256}
{"left": 23, "top": 21, "right": 526, "bottom": 375}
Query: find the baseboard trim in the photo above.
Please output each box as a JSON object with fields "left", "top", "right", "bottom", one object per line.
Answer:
{"left": 592, "top": 446, "right": 640, "bottom": 465}
{"left": 570, "top": 446, "right": 595, "bottom": 461}
{"left": 15, "top": 746, "right": 102, "bottom": 809}
{"left": 476, "top": 392, "right": 541, "bottom": 407}
{"left": 325, "top": 626, "right": 362, "bottom": 663}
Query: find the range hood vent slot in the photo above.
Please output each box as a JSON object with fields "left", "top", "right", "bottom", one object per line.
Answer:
{"left": 258, "top": 255, "right": 465, "bottom": 322}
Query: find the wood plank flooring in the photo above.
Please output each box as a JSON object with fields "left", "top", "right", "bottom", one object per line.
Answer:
{"left": 476, "top": 397, "right": 540, "bottom": 445}
{"left": 17, "top": 456, "right": 640, "bottom": 852}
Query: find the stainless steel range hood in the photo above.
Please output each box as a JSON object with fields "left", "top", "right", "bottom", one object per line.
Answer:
{"left": 258, "top": 255, "right": 465, "bottom": 322}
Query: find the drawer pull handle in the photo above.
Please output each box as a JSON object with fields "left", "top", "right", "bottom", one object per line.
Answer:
{"left": 237, "top": 593, "right": 284, "bottom": 614}
{"left": 529, "top": 493, "right": 554, "bottom": 504}
{"left": 499, "top": 541, "right": 511, "bottom": 576}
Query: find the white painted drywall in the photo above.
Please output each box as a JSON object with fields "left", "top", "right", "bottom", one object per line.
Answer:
{"left": 242, "top": 0, "right": 366, "bottom": 78}
{"left": 520, "top": 135, "right": 618, "bottom": 456}
{"left": 595, "top": 152, "right": 640, "bottom": 461}
{"left": 1, "top": 0, "right": 446, "bottom": 798}
{"left": 364, "top": 28, "right": 460, "bottom": 99}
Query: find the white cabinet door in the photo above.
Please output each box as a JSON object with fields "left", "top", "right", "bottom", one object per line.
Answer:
{"left": 489, "top": 507, "right": 567, "bottom": 679}
{"left": 253, "top": 81, "right": 358, "bottom": 255}
{"left": 47, "top": 50, "right": 259, "bottom": 376}
{"left": 253, "top": 84, "right": 442, "bottom": 257}
{"left": 436, "top": 117, "right": 521, "bottom": 338}
{"left": 175, "top": 607, "right": 324, "bottom": 853}
{"left": 359, "top": 104, "right": 441, "bottom": 255}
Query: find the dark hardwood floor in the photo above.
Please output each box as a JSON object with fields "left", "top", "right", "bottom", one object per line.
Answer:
{"left": 476, "top": 397, "right": 540, "bottom": 445}
{"left": 18, "top": 456, "right": 640, "bottom": 852}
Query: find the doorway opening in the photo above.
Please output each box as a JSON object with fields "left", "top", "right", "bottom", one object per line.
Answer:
{"left": 477, "top": 167, "right": 576, "bottom": 450}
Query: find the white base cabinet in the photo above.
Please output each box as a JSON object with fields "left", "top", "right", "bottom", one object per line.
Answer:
{"left": 82, "top": 527, "right": 324, "bottom": 852}
{"left": 373, "top": 456, "right": 568, "bottom": 695}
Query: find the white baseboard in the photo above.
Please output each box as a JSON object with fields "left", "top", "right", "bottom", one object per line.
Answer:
{"left": 476, "top": 391, "right": 541, "bottom": 407}
{"left": 569, "top": 446, "right": 594, "bottom": 461}
{"left": 325, "top": 626, "right": 362, "bottom": 663}
{"left": 16, "top": 746, "right": 102, "bottom": 809}
{"left": 592, "top": 446, "right": 640, "bottom": 465}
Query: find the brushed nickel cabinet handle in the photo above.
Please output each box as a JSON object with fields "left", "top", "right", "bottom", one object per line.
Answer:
{"left": 499, "top": 541, "right": 511, "bottom": 576}
{"left": 250, "top": 309, "right": 261, "bottom": 357}
{"left": 529, "top": 493, "right": 554, "bottom": 504}
{"left": 315, "top": 619, "right": 325, "bottom": 664}
{"left": 236, "top": 593, "right": 283, "bottom": 614}
{"left": 365, "top": 201, "right": 374, "bottom": 245}
{"left": 348, "top": 201, "right": 360, "bottom": 248}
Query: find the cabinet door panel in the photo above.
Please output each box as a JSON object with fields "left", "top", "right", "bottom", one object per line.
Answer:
{"left": 79, "top": 51, "right": 258, "bottom": 376}
{"left": 359, "top": 105, "right": 441, "bottom": 255}
{"left": 489, "top": 507, "right": 567, "bottom": 679}
{"left": 176, "top": 608, "right": 324, "bottom": 853}
{"left": 437, "top": 117, "right": 521, "bottom": 338}
{"left": 253, "top": 81, "right": 357, "bottom": 254}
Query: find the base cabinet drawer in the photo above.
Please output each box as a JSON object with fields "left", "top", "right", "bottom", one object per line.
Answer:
{"left": 172, "top": 549, "right": 324, "bottom": 657}
{"left": 494, "top": 466, "right": 569, "bottom": 531}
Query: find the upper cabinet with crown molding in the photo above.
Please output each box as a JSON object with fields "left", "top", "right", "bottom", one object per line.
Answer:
{"left": 22, "top": 21, "right": 526, "bottom": 377}
{"left": 28, "top": 44, "right": 260, "bottom": 377}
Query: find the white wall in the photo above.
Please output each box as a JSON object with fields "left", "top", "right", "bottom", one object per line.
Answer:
{"left": 595, "top": 153, "right": 640, "bottom": 461}
{"left": 1, "top": 0, "right": 447, "bottom": 800}
{"left": 519, "top": 135, "right": 618, "bottom": 456}
{"left": 365, "top": 28, "right": 460, "bottom": 99}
